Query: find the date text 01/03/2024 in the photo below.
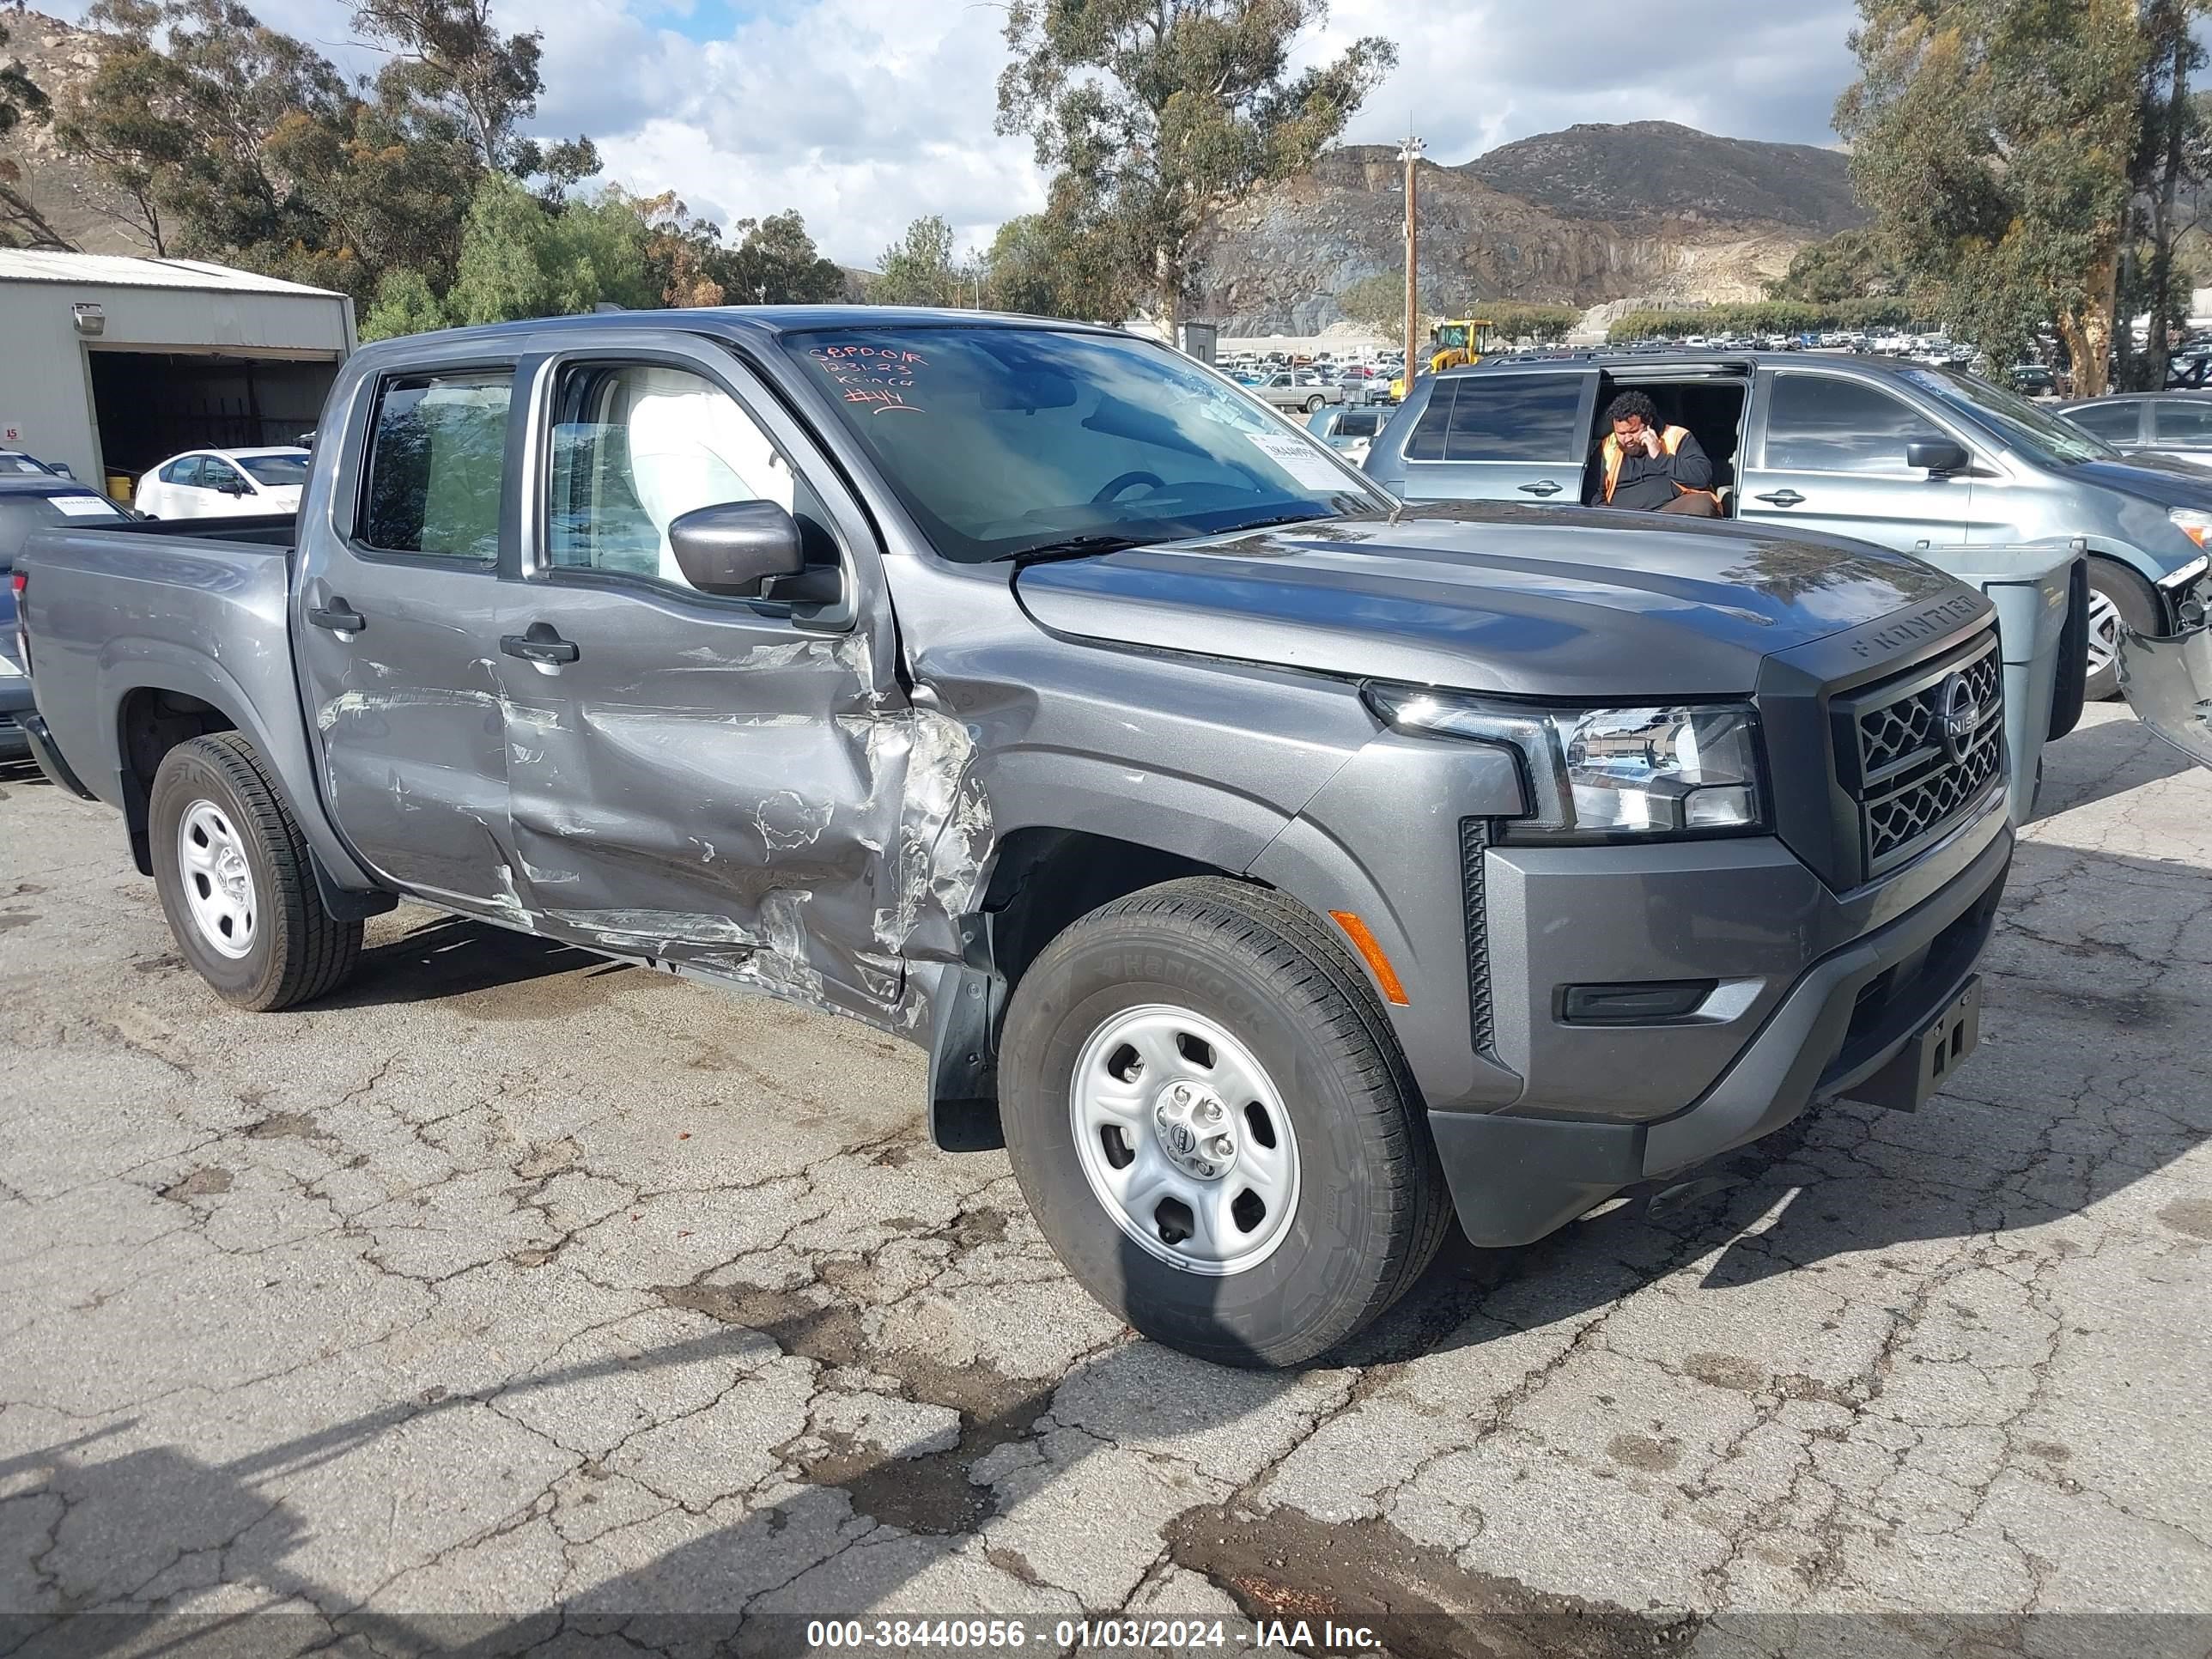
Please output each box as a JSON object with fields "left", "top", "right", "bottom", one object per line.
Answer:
{"left": 799, "top": 1618, "right": 1383, "bottom": 1651}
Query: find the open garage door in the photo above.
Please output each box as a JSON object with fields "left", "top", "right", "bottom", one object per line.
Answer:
{"left": 87, "top": 349, "right": 340, "bottom": 483}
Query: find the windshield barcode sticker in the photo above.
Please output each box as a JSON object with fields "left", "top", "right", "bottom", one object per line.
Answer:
{"left": 1246, "top": 429, "right": 1350, "bottom": 489}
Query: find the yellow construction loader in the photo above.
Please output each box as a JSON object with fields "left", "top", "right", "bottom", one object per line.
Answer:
{"left": 1389, "top": 318, "right": 1498, "bottom": 399}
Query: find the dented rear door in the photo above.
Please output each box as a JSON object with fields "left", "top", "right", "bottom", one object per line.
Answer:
{"left": 493, "top": 333, "right": 920, "bottom": 1020}
{"left": 294, "top": 343, "right": 524, "bottom": 911}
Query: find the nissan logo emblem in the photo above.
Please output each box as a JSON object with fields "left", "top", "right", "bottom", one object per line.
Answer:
{"left": 1938, "top": 672, "right": 1978, "bottom": 761}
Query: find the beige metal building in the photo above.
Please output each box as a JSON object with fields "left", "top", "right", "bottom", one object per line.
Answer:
{"left": 0, "top": 251, "right": 355, "bottom": 493}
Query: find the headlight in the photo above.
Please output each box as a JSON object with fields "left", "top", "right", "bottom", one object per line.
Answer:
{"left": 2169, "top": 508, "right": 2212, "bottom": 551}
{"left": 0, "top": 650, "right": 21, "bottom": 679}
{"left": 1364, "top": 685, "right": 1767, "bottom": 840}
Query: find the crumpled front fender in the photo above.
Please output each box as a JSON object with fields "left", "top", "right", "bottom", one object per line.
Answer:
{"left": 2119, "top": 617, "right": 2212, "bottom": 769}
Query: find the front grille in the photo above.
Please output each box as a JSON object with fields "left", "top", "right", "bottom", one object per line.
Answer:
{"left": 1459, "top": 817, "right": 1495, "bottom": 1054}
{"left": 1837, "top": 631, "right": 2003, "bottom": 878}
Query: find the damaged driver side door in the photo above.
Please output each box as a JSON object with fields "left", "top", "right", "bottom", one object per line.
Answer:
{"left": 495, "top": 336, "right": 915, "bottom": 1020}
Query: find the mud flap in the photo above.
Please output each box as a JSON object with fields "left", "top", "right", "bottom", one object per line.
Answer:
{"left": 2118, "top": 617, "right": 2212, "bottom": 769}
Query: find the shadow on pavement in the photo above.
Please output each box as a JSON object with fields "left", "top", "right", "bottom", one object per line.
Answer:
{"left": 310, "top": 914, "right": 624, "bottom": 1012}
{"left": 2025, "top": 705, "right": 2195, "bottom": 820}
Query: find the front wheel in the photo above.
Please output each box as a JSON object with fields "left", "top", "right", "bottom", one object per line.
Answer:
{"left": 149, "top": 733, "right": 362, "bottom": 1011}
{"left": 999, "top": 878, "right": 1450, "bottom": 1367}
{"left": 2086, "top": 558, "right": 2160, "bottom": 701}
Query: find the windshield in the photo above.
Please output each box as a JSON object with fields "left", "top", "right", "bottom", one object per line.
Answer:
{"left": 786, "top": 325, "right": 1386, "bottom": 562}
{"left": 237, "top": 453, "right": 310, "bottom": 487}
{"left": 1899, "top": 367, "right": 2119, "bottom": 465}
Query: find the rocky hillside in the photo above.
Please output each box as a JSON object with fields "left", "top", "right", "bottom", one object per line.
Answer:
{"left": 1194, "top": 124, "right": 1863, "bottom": 337}
{"left": 0, "top": 10, "right": 143, "bottom": 254}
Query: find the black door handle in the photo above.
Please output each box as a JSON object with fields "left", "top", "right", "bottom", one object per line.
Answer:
{"left": 1518, "top": 480, "right": 1562, "bottom": 496}
{"left": 1756, "top": 489, "right": 1806, "bottom": 507}
{"left": 501, "top": 624, "right": 580, "bottom": 665}
{"left": 307, "top": 600, "right": 365, "bottom": 631}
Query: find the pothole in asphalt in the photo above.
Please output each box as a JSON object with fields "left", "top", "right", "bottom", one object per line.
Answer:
{"left": 160, "top": 1167, "right": 233, "bottom": 1200}
{"left": 1605, "top": 1432, "right": 1681, "bottom": 1473}
{"left": 246, "top": 1112, "right": 320, "bottom": 1139}
{"left": 658, "top": 1279, "right": 1052, "bottom": 1536}
{"left": 1164, "top": 1504, "right": 1698, "bottom": 1659}
{"left": 2157, "top": 1197, "right": 2212, "bottom": 1239}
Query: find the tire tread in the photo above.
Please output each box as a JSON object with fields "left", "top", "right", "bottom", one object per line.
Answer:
{"left": 155, "top": 733, "right": 362, "bottom": 1010}
{"left": 1006, "top": 875, "right": 1452, "bottom": 1365}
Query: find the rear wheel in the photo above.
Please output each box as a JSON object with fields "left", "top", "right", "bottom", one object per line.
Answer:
{"left": 1304, "top": 394, "right": 1326, "bottom": 414}
{"left": 149, "top": 733, "right": 362, "bottom": 1011}
{"left": 998, "top": 877, "right": 1450, "bottom": 1368}
{"left": 2086, "top": 558, "right": 2160, "bottom": 700}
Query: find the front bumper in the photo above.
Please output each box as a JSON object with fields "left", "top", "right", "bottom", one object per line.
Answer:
{"left": 2119, "top": 606, "right": 2212, "bottom": 770}
{"left": 1429, "top": 815, "right": 2011, "bottom": 1246}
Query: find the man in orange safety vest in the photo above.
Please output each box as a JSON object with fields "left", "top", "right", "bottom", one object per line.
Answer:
{"left": 1586, "top": 391, "right": 1722, "bottom": 516}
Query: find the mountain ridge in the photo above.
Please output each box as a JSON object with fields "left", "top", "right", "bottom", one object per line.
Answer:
{"left": 1192, "top": 123, "right": 1863, "bottom": 335}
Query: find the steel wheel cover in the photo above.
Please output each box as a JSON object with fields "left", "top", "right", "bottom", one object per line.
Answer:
{"left": 1068, "top": 1003, "right": 1301, "bottom": 1277}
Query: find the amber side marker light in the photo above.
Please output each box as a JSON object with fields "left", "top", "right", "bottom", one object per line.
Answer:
{"left": 1328, "top": 910, "right": 1411, "bottom": 1006}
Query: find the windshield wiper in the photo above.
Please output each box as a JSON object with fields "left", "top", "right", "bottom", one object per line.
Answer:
{"left": 1218, "top": 511, "right": 1335, "bottom": 534}
{"left": 1003, "top": 533, "right": 1153, "bottom": 566}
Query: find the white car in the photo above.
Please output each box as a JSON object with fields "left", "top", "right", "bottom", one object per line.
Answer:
{"left": 133, "top": 447, "right": 310, "bottom": 520}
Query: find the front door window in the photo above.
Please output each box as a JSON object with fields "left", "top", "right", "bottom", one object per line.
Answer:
{"left": 1764, "top": 376, "right": 1948, "bottom": 474}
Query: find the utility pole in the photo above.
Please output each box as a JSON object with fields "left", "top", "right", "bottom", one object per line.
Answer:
{"left": 1398, "top": 136, "right": 1425, "bottom": 382}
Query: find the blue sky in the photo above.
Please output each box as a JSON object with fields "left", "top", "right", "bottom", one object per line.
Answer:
{"left": 42, "top": 0, "right": 1867, "bottom": 266}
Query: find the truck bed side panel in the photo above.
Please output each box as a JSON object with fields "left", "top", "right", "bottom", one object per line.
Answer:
{"left": 20, "top": 526, "right": 376, "bottom": 889}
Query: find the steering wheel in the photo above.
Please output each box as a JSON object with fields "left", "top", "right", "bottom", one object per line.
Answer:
{"left": 1091, "top": 471, "right": 1165, "bottom": 505}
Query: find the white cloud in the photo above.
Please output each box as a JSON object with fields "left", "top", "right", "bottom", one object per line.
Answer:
{"left": 39, "top": 0, "right": 1864, "bottom": 266}
{"left": 526, "top": 0, "right": 1044, "bottom": 265}
{"left": 1305, "top": 0, "right": 1860, "bottom": 161}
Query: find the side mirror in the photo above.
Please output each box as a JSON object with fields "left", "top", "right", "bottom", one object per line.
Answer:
{"left": 1906, "top": 438, "right": 1970, "bottom": 476}
{"left": 667, "top": 499, "right": 807, "bottom": 598}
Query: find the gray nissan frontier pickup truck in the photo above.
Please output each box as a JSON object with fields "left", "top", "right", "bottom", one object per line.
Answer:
{"left": 14, "top": 308, "right": 2013, "bottom": 1367}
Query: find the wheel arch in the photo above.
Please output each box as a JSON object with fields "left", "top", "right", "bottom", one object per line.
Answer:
{"left": 2081, "top": 539, "right": 2185, "bottom": 631}
{"left": 110, "top": 670, "right": 392, "bottom": 920}
{"left": 926, "top": 823, "right": 1268, "bottom": 1154}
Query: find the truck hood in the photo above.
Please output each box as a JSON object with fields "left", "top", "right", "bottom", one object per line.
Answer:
{"left": 1013, "top": 501, "right": 1970, "bottom": 699}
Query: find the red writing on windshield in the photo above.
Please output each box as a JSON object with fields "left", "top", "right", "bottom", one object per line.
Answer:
{"left": 809, "top": 345, "right": 927, "bottom": 414}
{"left": 842, "top": 387, "right": 921, "bottom": 413}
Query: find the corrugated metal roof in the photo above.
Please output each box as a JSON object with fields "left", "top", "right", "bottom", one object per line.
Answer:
{"left": 0, "top": 250, "right": 345, "bottom": 298}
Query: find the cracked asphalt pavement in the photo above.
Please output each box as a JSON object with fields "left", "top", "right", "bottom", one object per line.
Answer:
{"left": 1, "top": 702, "right": 2208, "bottom": 1657}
